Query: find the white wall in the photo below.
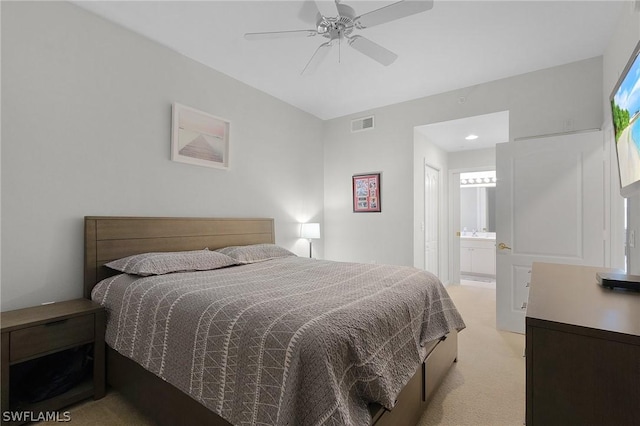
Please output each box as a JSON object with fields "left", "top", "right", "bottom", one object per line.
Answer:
{"left": 324, "top": 58, "right": 604, "bottom": 272}
{"left": 1, "top": 2, "right": 324, "bottom": 310}
{"left": 448, "top": 148, "right": 496, "bottom": 171}
{"left": 602, "top": 1, "right": 640, "bottom": 274}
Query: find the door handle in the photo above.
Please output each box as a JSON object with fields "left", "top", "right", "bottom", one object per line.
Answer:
{"left": 497, "top": 242, "right": 512, "bottom": 250}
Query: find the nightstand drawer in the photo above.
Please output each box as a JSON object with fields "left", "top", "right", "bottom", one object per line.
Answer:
{"left": 10, "top": 314, "right": 95, "bottom": 362}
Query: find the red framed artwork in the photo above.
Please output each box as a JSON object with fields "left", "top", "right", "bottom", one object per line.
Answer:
{"left": 352, "top": 173, "right": 381, "bottom": 212}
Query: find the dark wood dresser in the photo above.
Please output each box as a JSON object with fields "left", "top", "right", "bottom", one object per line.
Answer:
{"left": 526, "top": 262, "right": 640, "bottom": 426}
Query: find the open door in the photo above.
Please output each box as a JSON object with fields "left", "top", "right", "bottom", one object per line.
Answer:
{"left": 495, "top": 131, "right": 605, "bottom": 333}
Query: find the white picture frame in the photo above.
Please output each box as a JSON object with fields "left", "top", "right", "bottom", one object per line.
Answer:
{"left": 171, "top": 103, "right": 230, "bottom": 169}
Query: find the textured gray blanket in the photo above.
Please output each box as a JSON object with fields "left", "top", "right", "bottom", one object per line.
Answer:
{"left": 92, "top": 257, "right": 465, "bottom": 425}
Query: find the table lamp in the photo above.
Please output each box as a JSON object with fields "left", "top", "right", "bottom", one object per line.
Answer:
{"left": 300, "top": 223, "right": 320, "bottom": 258}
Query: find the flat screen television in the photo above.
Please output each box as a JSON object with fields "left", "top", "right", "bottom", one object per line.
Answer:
{"left": 610, "top": 40, "right": 640, "bottom": 198}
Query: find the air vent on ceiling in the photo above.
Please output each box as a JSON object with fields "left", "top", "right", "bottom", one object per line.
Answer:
{"left": 351, "top": 115, "right": 375, "bottom": 133}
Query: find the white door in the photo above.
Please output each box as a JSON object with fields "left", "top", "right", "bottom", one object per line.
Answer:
{"left": 425, "top": 164, "right": 440, "bottom": 276}
{"left": 496, "top": 131, "right": 605, "bottom": 333}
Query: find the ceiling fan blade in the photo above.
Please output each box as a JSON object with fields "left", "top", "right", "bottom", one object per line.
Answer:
{"left": 301, "top": 41, "right": 333, "bottom": 75}
{"left": 315, "top": 0, "right": 340, "bottom": 18}
{"left": 355, "top": 0, "right": 434, "bottom": 29}
{"left": 299, "top": 0, "right": 322, "bottom": 24}
{"left": 348, "top": 35, "right": 398, "bottom": 66}
{"left": 244, "top": 29, "right": 317, "bottom": 40}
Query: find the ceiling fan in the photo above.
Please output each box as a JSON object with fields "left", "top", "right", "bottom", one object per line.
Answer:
{"left": 244, "top": 0, "right": 434, "bottom": 75}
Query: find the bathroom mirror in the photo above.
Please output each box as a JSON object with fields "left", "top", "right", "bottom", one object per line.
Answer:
{"left": 460, "top": 186, "right": 496, "bottom": 233}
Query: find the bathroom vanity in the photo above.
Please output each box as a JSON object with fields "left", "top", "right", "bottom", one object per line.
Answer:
{"left": 460, "top": 236, "right": 496, "bottom": 276}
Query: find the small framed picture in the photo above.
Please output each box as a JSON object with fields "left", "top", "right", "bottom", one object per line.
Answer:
{"left": 352, "top": 173, "right": 381, "bottom": 212}
{"left": 171, "top": 103, "right": 230, "bottom": 169}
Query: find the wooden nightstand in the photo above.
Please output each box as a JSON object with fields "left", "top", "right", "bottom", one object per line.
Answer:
{"left": 1, "top": 299, "right": 105, "bottom": 425}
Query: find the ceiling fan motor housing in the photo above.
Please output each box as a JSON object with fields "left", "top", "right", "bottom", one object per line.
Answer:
{"left": 317, "top": 4, "right": 356, "bottom": 40}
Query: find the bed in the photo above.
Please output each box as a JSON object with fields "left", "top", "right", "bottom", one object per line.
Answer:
{"left": 84, "top": 216, "right": 464, "bottom": 426}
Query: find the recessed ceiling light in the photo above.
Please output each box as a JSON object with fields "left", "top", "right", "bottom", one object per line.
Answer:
{"left": 465, "top": 134, "right": 479, "bottom": 140}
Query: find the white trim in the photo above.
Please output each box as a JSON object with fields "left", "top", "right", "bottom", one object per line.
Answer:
{"left": 514, "top": 127, "right": 601, "bottom": 142}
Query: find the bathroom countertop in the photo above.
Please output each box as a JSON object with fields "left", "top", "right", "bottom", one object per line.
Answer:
{"left": 460, "top": 235, "right": 496, "bottom": 240}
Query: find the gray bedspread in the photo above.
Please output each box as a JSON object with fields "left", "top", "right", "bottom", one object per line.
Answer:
{"left": 92, "top": 257, "right": 465, "bottom": 426}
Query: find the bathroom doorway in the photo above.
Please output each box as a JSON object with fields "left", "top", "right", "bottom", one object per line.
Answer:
{"left": 459, "top": 170, "right": 496, "bottom": 289}
{"left": 414, "top": 110, "right": 508, "bottom": 285}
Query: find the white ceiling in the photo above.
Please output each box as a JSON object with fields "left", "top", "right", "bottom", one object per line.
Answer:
{"left": 73, "top": 1, "right": 623, "bottom": 151}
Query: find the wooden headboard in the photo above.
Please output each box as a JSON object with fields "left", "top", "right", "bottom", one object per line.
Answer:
{"left": 84, "top": 216, "right": 275, "bottom": 298}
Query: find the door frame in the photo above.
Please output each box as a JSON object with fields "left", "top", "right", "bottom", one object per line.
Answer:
{"left": 448, "top": 166, "right": 496, "bottom": 285}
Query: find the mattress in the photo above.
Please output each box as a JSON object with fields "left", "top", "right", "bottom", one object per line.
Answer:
{"left": 92, "top": 257, "right": 465, "bottom": 425}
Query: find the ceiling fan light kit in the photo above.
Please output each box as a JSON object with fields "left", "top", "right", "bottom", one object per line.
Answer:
{"left": 244, "top": 0, "right": 434, "bottom": 75}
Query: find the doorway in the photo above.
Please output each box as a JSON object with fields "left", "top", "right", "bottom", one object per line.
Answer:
{"left": 449, "top": 167, "right": 498, "bottom": 287}
{"left": 413, "top": 110, "right": 509, "bottom": 285}
{"left": 459, "top": 170, "right": 496, "bottom": 289}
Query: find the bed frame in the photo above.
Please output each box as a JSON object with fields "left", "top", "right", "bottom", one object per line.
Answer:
{"left": 83, "top": 216, "right": 458, "bottom": 426}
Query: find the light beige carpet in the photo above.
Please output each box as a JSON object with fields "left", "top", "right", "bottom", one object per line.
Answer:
{"left": 418, "top": 284, "right": 525, "bottom": 426}
{"left": 39, "top": 284, "right": 524, "bottom": 426}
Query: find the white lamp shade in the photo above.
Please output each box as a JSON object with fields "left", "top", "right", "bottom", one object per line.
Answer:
{"left": 300, "top": 223, "right": 321, "bottom": 239}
